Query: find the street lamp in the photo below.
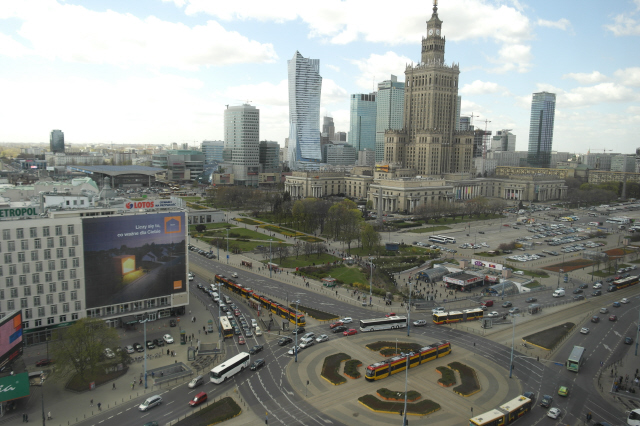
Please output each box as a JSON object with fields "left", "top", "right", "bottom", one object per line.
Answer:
{"left": 406, "top": 280, "right": 412, "bottom": 336}
{"left": 269, "top": 239, "right": 273, "bottom": 278}
{"left": 139, "top": 318, "right": 149, "bottom": 389}
{"left": 369, "top": 256, "right": 373, "bottom": 306}
{"left": 217, "top": 280, "right": 222, "bottom": 340}
{"left": 402, "top": 350, "right": 410, "bottom": 426}
{"left": 557, "top": 269, "right": 563, "bottom": 289}
{"left": 294, "top": 300, "right": 300, "bottom": 363}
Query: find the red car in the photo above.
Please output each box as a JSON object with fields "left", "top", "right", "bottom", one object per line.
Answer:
{"left": 35, "top": 359, "right": 54, "bottom": 367}
{"left": 343, "top": 329, "right": 357, "bottom": 336}
{"left": 329, "top": 321, "right": 344, "bottom": 329}
{"left": 189, "top": 391, "right": 208, "bottom": 407}
{"left": 238, "top": 336, "right": 246, "bottom": 345}
{"left": 609, "top": 315, "right": 617, "bottom": 322}
{"left": 385, "top": 312, "right": 396, "bottom": 317}
{"left": 234, "top": 310, "right": 241, "bottom": 317}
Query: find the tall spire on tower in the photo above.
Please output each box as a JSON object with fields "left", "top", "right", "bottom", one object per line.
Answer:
{"left": 433, "top": 0, "right": 438, "bottom": 14}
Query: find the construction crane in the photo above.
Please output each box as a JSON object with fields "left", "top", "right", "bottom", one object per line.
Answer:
{"left": 469, "top": 112, "right": 480, "bottom": 127}
{"left": 482, "top": 119, "right": 491, "bottom": 160}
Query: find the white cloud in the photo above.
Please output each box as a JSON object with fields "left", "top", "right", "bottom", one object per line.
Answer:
{"left": 614, "top": 67, "right": 640, "bottom": 87}
{"left": 326, "top": 64, "right": 341, "bottom": 73}
{"left": 0, "top": 33, "right": 31, "bottom": 57}
{"left": 221, "top": 80, "right": 288, "bottom": 107}
{"left": 562, "top": 71, "right": 608, "bottom": 85}
{"left": 0, "top": 0, "right": 277, "bottom": 69}
{"left": 351, "top": 51, "right": 411, "bottom": 90}
{"left": 605, "top": 0, "right": 640, "bottom": 36}
{"left": 322, "top": 79, "right": 349, "bottom": 105}
{"left": 560, "top": 83, "right": 639, "bottom": 108}
{"left": 459, "top": 80, "right": 508, "bottom": 96}
{"left": 537, "top": 18, "right": 571, "bottom": 31}
{"left": 487, "top": 44, "right": 532, "bottom": 73}
{"left": 161, "top": 0, "right": 186, "bottom": 7}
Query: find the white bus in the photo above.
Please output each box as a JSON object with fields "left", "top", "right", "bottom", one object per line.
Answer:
{"left": 428, "top": 236, "right": 448, "bottom": 244}
{"left": 359, "top": 316, "right": 407, "bottom": 332}
{"left": 210, "top": 352, "right": 250, "bottom": 384}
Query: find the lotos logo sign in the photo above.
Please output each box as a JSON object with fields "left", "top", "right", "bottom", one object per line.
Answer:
{"left": 126, "top": 201, "right": 156, "bottom": 209}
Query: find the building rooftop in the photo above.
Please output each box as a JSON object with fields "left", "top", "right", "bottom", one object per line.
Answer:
{"left": 68, "top": 165, "right": 164, "bottom": 176}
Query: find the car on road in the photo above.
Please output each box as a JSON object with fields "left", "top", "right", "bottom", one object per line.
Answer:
{"left": 525, "top": 297, "right": 537, "bottom": 303}
{"left": 613, "top": 301, "right": 621, "bottom": 307}
{"left": 35, "top": 359, "right": 54, "bottom": 367}
{"left": 591, "top": 316, "right": 600, "bottom": 323}
{"left": 133, "top": 342, "right": 144, "bottom": 352}
{"left": 593, "top": 283, "right": 603, "bottom": 289}
{"left": 278, "top": 337, "right": 293, "bottom": 346}
{"left": 432, "top": 307, "right": 446, "bottom": 314}
{"left": 573, "top": 288, "right": 583, "bottom": 294}
{"left": 301, "top": 332, "right": 316, "bottom": 343}
{"left": 385, "top": 312, "right": 396, "bottom": 317}
{"left": 502, "top": 301, "right": 512, "bottom": 308}
{"left": 104, "top": 348, "right": 115, "bottom": 359}
{"left": 189, "top": 391, "right": 207, "bottom": 407}
{"left": 413, "top": 320, "right": 427, "bottom": 326}
{"left": 169, "top": 319, "right": 177, "bottom": 327}
{"left": 609, "top": 315, "right": 617, "bottom": 321}
{"left": 287, "top": 346, "right": 301, "bottom": 356}
{"left": 540, "top": 394, "right": 553, "bottom": 408}
{"left": 508, "top": 307, "right": 520, "bottom": 314}
{"left": 139, "top": 395, "right": 163, "bottom": 411}
{"left": 238, "top": 336, "right": 246, "bottom": 345}
{"left": 340, "top": 317, "right": 353, "bottom": 324}
{"left": 234, "top": 327, "right": 241, "bottom": 335}
{"left": 558, "top": 386, "right": 569, "bottom": 397}
{"left": 343, "top": 329, "right": 358, "bottom": 336}
{"left": 329, "top": 321, "right": 344, "bottom": 329}
{"left": 547, "top": 407, "right": 561, "bottom": 419}
{"left": 250, "top": 359, "right": 265, "bottom": 371}
{"left": 231, "top": 272, "right": 238, "bottom": 278}
{"left": 622, "top": 298, "right": 630, "bottom": 304}
{"left": 292, "top": 326, "right": 305, "bottom": 335}
{"left": 316, "top": 334, "right": 329, "bottom": 343}
{"left": 255, "top": 326, "right": 263, "bottom": 336}
{"left": 249, "top": 345, "right": 263, "bottom": 355}
{"left": 163, "top": 334, "right": 174, "bottom": 344}
{"left": 574, "top": 295, "right": 585, "bottom": 301}
{"left": 333, "top": 326, "right": 348, "bottom": 333}
{"left": 625, "top": 337, "right": 634, "bottom": 345}
{"left": 522, "top": 391, "right": 535, "bottom": 402}
{"left": 486, "top": 311, "right": 500, "bottom": 318}
{"left": 153, "top": 338, "right": 165, "bottom": 347}
{"left": 188, "top": 375, "right": 205, "bottom": 389}
{"left": 245, "top": 329, "right": 254, "bottom": 338}
{"left": 299, "top": 340, "right": 315, "bottom": 349}
{"left": 579, "top": 283, "right": 589, "bottom": 289}
{"left": 592, "top": 290, "right": 602, "bottom": 296}
{"left": 580, "top": 327, "right": 590, "bottom": 334}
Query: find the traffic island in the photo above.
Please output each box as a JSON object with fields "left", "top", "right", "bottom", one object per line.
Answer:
{"left": 172, "top": 396, "right": 241, "bottom": 426}
{"left": 377, "top": 388, "right": 422, "bottom": 402}
{"left": 449, "top": 362, "right": 481, "bottom": 397}
{"left": 291, "top": 304, "right": 339, "bottom": 321}
{"left": 358, "top": 394, "right": 440, "bottom": 416}
{"left": 523, "top": 322, "right": 576, "bottom": 350}
{"left": 435, "top": 366, "right": 456, "bottom": 387}
{"left": 321, "top": 353, "right": 351, "bottom": 385}
{"left": 344, "top": 359, "right": 362, "bottom": 379}
{"left": 366, "top": 341, "right": 423, "bottom": 357}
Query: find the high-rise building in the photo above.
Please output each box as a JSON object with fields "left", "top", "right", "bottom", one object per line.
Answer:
{"left": 349, "top": 93, "right": 377, "bottom": 152}
{"left": 259, "top": 141, "right": 280, "bottom": 172}
{"left": 455, "top": 96, "right": 461, "bottom": 131}
{"left": 527, "top": 91, "right": 556, "bottom": 168}
{"left": 201, "top": 140, "right": 224, "bottom": 164}
{"left": 50, "top": 129, "right": 65, "bottom": 153}
{"left": 375, "top": 75, "right": 405, "bottom": 162}
{"left": 224, "top": 104, "right": 260, "bottom": 186}
{"left": 384, "top": 2, "right": 473, "bottom": 175}
{"left": 322, "top": 117, "right": 335, "bottom": 141}
{"left": 288, "top": 51, "right": 322, "bottom": 169}
{"left": 472, "top": 129, "right": 492, "bottom": 158}
{"left": 357, "top": 149, "right": 376, "bottom": 167}
{"left": 458, "top": 116, "right": 471, "bottom": 131}
{"left": 335, "top": 132, "right": 347, "bottom": 142}
{"left": 322, "top": 143, "right": 357, "bottom": 166}
{"left": 611, "top": 154, "right": 636, "bottom": 173}
{"left": 491, "top": 130, "right": 516, "bottom": 152}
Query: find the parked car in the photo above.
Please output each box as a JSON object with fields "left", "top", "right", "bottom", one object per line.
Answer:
{"left": 278, "top": 337, "right": 292, "bottom": 346}
{"left": 189, "top": 391, "right": 207, "bottom": 407}
{"left": 250, "top": 359, "right": 265, "bottom": 371}
{"left": 133, "top": 342, "right": 144, "bottom": 352}
{"left": 163, "top": 334, "right": 174, "bottom": 344}
{"left": 125, "top": 345, "right": 135, "bottom": 354}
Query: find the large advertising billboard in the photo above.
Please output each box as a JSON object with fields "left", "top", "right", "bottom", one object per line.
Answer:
{"left": 82, "top": 212, "right": 187, "bottom": 309}
{"left": 0, "top": 311, "right": 24, "bottom": 372}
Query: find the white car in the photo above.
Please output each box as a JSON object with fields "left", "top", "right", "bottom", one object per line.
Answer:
{"left": 486, "top": 311, "right": 500, "bottom": 318}
{"left": 231, "top": 272, "right": 238, "bottom": 278}
{"left": 413, "top": 320, "right": 427, "bottom": 326}
{"left": 299, "top": 340, "right": 315, "bottom": 349}
{"left": 513, "top": 270, "right": 524, "bottom": 275}
{"left": 580, "top": 327, "right": 590, "bottom": 335}
{"left": 163, "top": 334, "right": 174, "bottom": 344}
{"left": 547, "top": 407, "right": 561, "bottom": 419}
{"left": 316, "top": 334, "right": 329, "bottom": 343}
{"left": 188, "top": 273, "right": 194, "bottom": 281}
{"left": 104, "top": 348, "right": 115, "bottom": 359}
{"left": 431, "top": 307, "right": 445, "bottom": 314}
{"left": 287, "top": 346, "right": 302, "bottom": 356}
{"left": 593, "top": 283, "right": 602, "bottom": 289}
{"left": 125, "top": 345, "right": 135, "bottom": 354}
{"left": 255, "top": 326, "right": 263, "bottom": 336}
{"left": 622, "top": 298, "right": 630, "bottom": 304}
{"left": 340, "top": 317, "right": 353, "bottom": 324}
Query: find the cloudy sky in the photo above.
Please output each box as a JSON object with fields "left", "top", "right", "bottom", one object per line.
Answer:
{"left": 1, "top": 0, "right": 639, "bottom": 154}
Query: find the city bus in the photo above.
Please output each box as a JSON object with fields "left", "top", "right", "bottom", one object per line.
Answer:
{"left": 432, "top": 308, "right": 483, "bottom": 325}
{"left": 566, "top": 345, "right": 585, "bottom": 372}
{"left": 210, "top": 352, "right": 250, "bottom": 384}
{"left": 359, "top": 316, "right": 407, "bottom": 332}
{"left": 611, "top": 275, "right": 639, "bottom": 291}
{"left": 439, "top": 235, "right": 456, "bottom": 244}
{"left": 364, "top": 341, "right": 451, "bottom": 381}
{"left": 219, "top": 316, "right": 233, "bottom": 339}
{"left": 428, "top": 236, "right": 448, "bottom": 244}
{"left": 469, "top": 395, "right": 532, "bottom": 426}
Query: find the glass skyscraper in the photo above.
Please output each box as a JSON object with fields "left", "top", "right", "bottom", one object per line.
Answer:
{"left": 527, "top": 92, "right": 556, "bottom": 168}
{"left": 50, "top": 129, "right": 64, "bottom": 153}
{"left": 201, "top": 140, "right": 224, "bottom": 164}
{"left": 349, "top": 93, "right": 377, "bottom": 153}
{"left": 288, "top": 51, "right": 322, "bottom": 170}
{"left": 375, "top": 75, "right": 404, "bottom": 162}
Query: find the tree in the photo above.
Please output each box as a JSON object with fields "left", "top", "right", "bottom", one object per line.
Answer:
{"left": 361, "top": 223, "right": 381, "bottom": 253}
{"left": 325, "top": 199, "right": 363, "bottom": 254}
{"left": 195, "top": 224, "right": 206, "bottom": 233}
{"left": 51, "top": 318, "right": 120, "bottom": 381}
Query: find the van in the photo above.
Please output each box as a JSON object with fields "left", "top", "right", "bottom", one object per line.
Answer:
{"left": 189, "top": 391, "right": 208, "bottom": 407}
{"left": 553, "top": 289, "right": 565, "bottom": 298}
{"left": 481, "top": 300, "right": 494, "bottom": 307}
{"left": 188, "top": 375, "right": 204, "bottom": 389}
{"left": 139, "top": 395, "right": 163, "bottom": 411}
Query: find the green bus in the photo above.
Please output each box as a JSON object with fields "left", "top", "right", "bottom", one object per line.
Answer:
{"left": 566, "top": 345, "right": 585, "bottom": 372}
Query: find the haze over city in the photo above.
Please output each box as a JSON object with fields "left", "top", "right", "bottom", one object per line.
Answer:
{"left": 0, "top": 0, "right": 639, "bottom": 153}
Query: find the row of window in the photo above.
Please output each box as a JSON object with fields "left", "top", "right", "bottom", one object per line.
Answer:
{"left": 1, "top": 282, "right": 80, "bottom": 298}
{"left": 1, "top": 256, "right": 80, "bottom": 272}
{"left": 1, "top": 235, "right": 79, "bottom": 253}
{"left": 22, "top": 313, "right": 79, "bottom": 330}
{"left": 5, "top": 301, "right": 81, "bottom": 315}
{"left": 4, "top": 270, "right": 78, "bottom": 285}
{"left": 2, "top": 225, "right": 75, "bottom": 240}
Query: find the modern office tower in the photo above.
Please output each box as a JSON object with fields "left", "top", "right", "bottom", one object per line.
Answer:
{"left": 357, "top": 149, "right": 376, "bottom": 167}
{"left": 151, "top": 150, "right": 205, "bottom": 180}
{"left": 349, "top": 93, "right": 377, "bottom": 153}
{"left": 334, "top": 132, "right": 347, "bottom": 142}
{"left": 322, "top": 143, "right": 357, "bottom": 166}
{"left": 582, "top": 152, "right": 615, "bottom": 170}
{"left": 50, "top": 130, "right": 65, "bottom": 153}
{"left": 383, "top": 1, "right": 473, "bottom": 175}
{"left": 288, "top": 51, "right": 322, "bottom": 169}
{"left": 527, "top": 91, "right": 556, "bottom": 168}
{"left": 224, "top": 104, "right": 260, "bottom": 186}
{"left": 259, "top": 141, "right": 280, "bottom": 172}
{"left": 472, "top": 129, "right": 492, "bottom": 158}
{"left": 322, "top": 117, "right": 335, "bottom": 141}
{"left": 455, "top": 96, "right": 461, "bottom": 131}
{"left": 201, "top": 140, "right": 224, "bottom": 164}
{"left": 375, "top": 75, "right": 405, "bottom": 162}
{"left": 458, "top": 116, "right": 471, "bottom": 131}
{"left": 491, "top": 130, "right": 516, "bottom": 152}
{"left": 611, "top": 154, "right": 636, "bottom": 172}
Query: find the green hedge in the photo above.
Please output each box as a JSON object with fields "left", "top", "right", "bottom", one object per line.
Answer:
{"left": 436, "top": 366, "right": 456, "bottom": 386}
{"left": 234, "top": 217, "right": 261, "bottom": 225}
{"left": 377, "top": 388, "right": 421, "bottom": 401}
{"left": 321, "top": 353, "right": 351, "bottom": 385}
{"left": 358, "top": 394, "right": 440, "bottom": 415}
{"left": 344, "top": 359, "right": 362, "bottom": 379}
{"left": 449, "top": 362, "right": 480, "bottom": 396}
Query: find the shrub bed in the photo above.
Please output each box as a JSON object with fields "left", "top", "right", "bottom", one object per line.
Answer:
{"left": 321, "top": 353, "right": 351, "bottom": 385}
{"left": 358, "top": 395, "right": 440, "bottom": 415}
{"left": 366, "top": 341, "right": 423, "bottom": 354}
{"left": 234, "top": 217, "right": 262, "bottom": 225}
{"left": 173, "top": 397, "right": 241, "bottom": 426}
{"left": 344, "top": 359, "right": 362, "bottom": 379}
{"left": 290, "top": 304, "right": 339, "bottom": 321}
{"left": 448, "top": 362, "right": 480, "bottom": 396}
{"left": 435, "top": 366, "right": 456, "bottom": 387}
{"left": 377, "top": 388, "right": 421, "bottom": 402}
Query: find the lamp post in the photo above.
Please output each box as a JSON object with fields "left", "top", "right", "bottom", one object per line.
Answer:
{"left": 557, "top": 269, "right": 563, "bottom": 289}
{"left": 294, "top": 300, "right": 300, "bottom": 362}
{"left": 139, "top": 318, "right": 149, "bottom": 389}
{"left": 269, "top": 239, "right": 273, "bottom": 278}
{"left": 225, "top": 227, "right": 230, "bottom": 264}
{"left": 402, "top": 351, "right": 409, "bottom": 426}
{"left": 407, "top": 280, "right": 412, "bottom": 337}
{"left": 217, "top": 281, "right": 222, "bottom": 340}
{"left": 369, "top": 256, "right": 373, "bottom": 306}
{"left": 509, "top": 313, "right": 518, "bottom": 379}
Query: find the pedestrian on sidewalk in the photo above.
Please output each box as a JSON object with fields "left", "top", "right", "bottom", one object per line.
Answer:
{"left": 97, "top": 403, "right": 101, "bottom": 411}
{"left": 90, "top": 399, "right": 93, "bottom": 407}
{"left": 47, "top": 412, "right": 52, "bottom": 420}
{"left": 112, "top": 383, "right": 116, "bottom": 390}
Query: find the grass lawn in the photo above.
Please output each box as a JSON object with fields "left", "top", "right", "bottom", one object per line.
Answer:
{"left": 523, "top": 322, "right": 575, "bottom": 350}
{"left": 180, "top": 196, "right": 202, "bottom": 202}
{"left": 408, "top": 226, "right": 453, "bottom": 234}
{"left": 523, "top": 280, "right": 541, "bottom": 288}
{"left": 297, "top": 235, "right": 325, "bottom": 243}
{"left": 299, "top": 264, "right": 370, "bottom": 285}
{"left": 543, "top": 259, "right": 595, "bottom": 273}
{"left": 261, "top": 224, "right": 305, "bottom": 237}
{"left": 199, "top": 238, "right": 291, "bottom": 253}
{"left": 173, "top": 397, "right": 241, "bottom": 426}
{"left": 187, "top": 203, "right": 207, "bottom": 210}
{"left": 188, "top": 223, "right": 237, "bottom": 232}
{"left": 510, "top": 268, "right": 549, "bottom": 278}
{"left": 203, "top": 227, "right": 283, "bottom": 241}
{"left": 265, "top": 253, "right": 342, "bottom": 269}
